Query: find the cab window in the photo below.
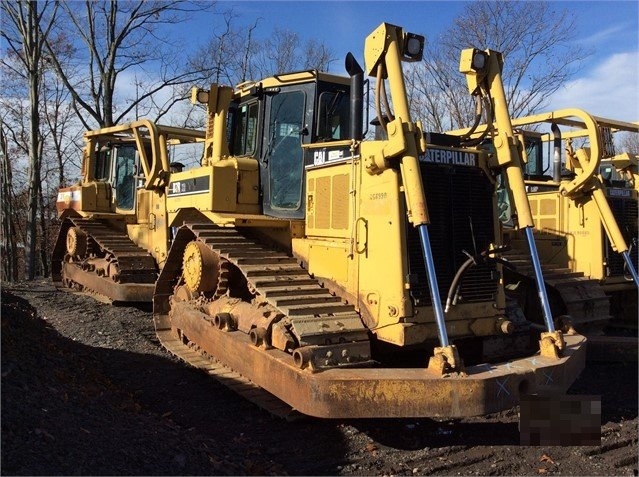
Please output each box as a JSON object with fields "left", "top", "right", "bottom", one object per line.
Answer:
{"left": 267, "top": 90, "right": 305, "bottom": 210}
{"left": 231, "top": 102, "right": 259, "bottom": 156}
{"left": 316, "top": 90, "right": 349, "bottom": 141}
{"left": 94, "top": 146, "right": 113, "bottom": 181}
{"left": 113, "top": 145, "right": 137, "bottom": 211}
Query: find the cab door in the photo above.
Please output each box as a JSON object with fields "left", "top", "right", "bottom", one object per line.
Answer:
{"left": 113, "top": 145, "right": 138, "bottom": 213}
{"left": 261, "top": 87, "right": 308, "bottom": 219}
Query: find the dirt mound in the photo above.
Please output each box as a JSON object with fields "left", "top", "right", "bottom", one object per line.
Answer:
{"left": 2, "top": 281, "right": 637, "bottom": 476}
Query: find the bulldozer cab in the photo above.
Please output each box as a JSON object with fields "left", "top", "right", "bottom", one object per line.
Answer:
{"left": 519, "top": 132, "right": 548, "bottom": 180}
{"left": 227, "top": 73, "right": 351, "bottom": 219}
{"left": 67, "top": 121, "right": 205, "bottom": 219}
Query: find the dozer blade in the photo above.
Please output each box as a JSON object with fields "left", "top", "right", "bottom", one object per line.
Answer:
{"left": 155, "top": 302, "right": 587, "bottom": 419}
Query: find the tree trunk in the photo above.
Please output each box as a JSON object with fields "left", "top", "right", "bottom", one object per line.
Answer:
{"left": 26, "top": 47, "right": 42, "bottom": 279}
{"left": 22, "top": 0, "right": 45, "bottom": 280}
{"left": 0, "top": 123, "right": 19, "bottom": 282}
{"left": 38, "top": 184, "right": 50, "bottom": 278}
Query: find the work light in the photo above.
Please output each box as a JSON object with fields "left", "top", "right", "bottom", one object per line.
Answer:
{"left": 402, "top": 32, "right": 424, "bottom": 61}
{"left": 471, "top": 49, "right": 488, "bottom": 72}
{"left": 191, "top": 87, "right": 209, "bottom": 104}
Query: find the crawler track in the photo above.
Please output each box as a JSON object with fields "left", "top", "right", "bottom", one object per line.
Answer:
{"left": 502, "top": 248, "right": 612, "bottom": 329}
{"left": 153, "top": 222, "right": 370, "bottom": 417}
{"left": 52, "top": 217, "right": 158, "bottom": 302}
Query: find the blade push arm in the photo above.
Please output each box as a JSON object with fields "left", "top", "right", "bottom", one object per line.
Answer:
{"left": 363, "top": 23, "right": 461, "bottom": 370}
{"left": 460, "top": 48, "right": 563, "bottom": 354}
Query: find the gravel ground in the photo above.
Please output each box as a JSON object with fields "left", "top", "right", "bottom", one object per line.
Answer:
{"left": 2, "top": 279, "right": 637, "bottom": 476}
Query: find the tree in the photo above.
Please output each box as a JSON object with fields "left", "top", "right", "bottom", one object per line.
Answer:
{"left": 41, "top": 80, "right": 83, "bottom": 186}
{"left": 1, "top": 0, "right": 58, "bottom": 280}
{"left": 2, "top": 4, "right": 85, "bottom": 281}
{"left": 253, "top": 27, "right": 336, "bottom": 77}
{"left": 37, "top": 56, "right": 85, "bottom": 278}
{"left": 619, "top": 131, "right": 639, "bottom": 155}
{"left": 191, "top": 16, "right": 337, "bottom": 89}
{"left": 0, "top": 79, "right": 30, "bottom": 282}
{"left": 0, "top": 119, "right": 19, "bottom": 282}
{"left": 42, "top": 1, "right": 215, "bottom": 129}
{"left": 301, "top": 38, "right": 335, "bottom": 72}
{"left": 190, "top": 10, "right": 252, "bottom": 87}
{"left": 407, "top": 1, "right": 588, "bottom": 131}
{"left": 40, "top": 36, "right": 84, "bottom": 187}
{"left": 185, "top": 15, "right": 336, "bottom": 131}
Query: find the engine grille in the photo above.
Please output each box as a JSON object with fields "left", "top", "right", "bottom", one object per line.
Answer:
{"left": 606, "top": 196, "right": 638, "bottom": 277}
{"left": 406, "top": 163, "right": 499, "bottom": 306}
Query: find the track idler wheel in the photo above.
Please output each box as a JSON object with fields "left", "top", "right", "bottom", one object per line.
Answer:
{"left": 66, "top": 227, "right": 88, "bottom": 257}
{"left": 182, "top": 240, "right": 221, "bottom": 296}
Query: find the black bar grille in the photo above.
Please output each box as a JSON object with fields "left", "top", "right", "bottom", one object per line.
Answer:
{"left": 606, "top": 196, "right": 638, "bottom": 276}
{"left": 407, "top": 163, "right": 499, "bottom": 306}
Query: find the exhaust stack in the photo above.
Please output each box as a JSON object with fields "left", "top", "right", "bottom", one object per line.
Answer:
{"left": 551, "top": 123, "right": 562, "bottom": 182}
{"left": 345, "top": 52, "right": 364, "bottom": 141}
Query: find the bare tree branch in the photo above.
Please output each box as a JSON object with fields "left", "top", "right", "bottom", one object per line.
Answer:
{"left": 408, "top": 1, "right": 589, "bottom": 131}
{"left": 41, "top": 0, "right": 216, "bottom": 128}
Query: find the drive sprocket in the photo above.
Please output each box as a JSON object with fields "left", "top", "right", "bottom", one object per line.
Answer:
{"left": 66, "top": 227, "right": 88, "bottom": 258}
{"left": 181, "top": 240, "right": 229, "bottom": 298}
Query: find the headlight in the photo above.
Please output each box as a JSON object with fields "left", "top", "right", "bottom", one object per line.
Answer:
{"left": 459, "top": 48, "right": 489, "bottom": 75}
{"left": 191, "top": 87, "right": 209, "bottom": 104}
{"left": 402, "top": 32, "right": 424, "bottom": 61}
{"left": 471, "top": 50, "right": 488, "bottom": 72}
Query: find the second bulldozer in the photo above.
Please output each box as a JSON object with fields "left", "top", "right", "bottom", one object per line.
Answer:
{"left": 451, "top": 110, "right": 639, "bottom": 330}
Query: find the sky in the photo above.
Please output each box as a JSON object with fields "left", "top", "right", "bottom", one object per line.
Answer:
{"left": 1, "top": 1, "right": 636, "bottom": 124}
{"left": 181, "top": 0, "right": 639, "bottom": 122}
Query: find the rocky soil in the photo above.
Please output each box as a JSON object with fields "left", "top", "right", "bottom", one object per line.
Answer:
{"left": 2, "top": 279, "right": 637, "bottom": 476}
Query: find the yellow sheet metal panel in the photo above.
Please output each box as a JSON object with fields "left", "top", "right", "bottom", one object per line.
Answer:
{"left": 306, "top": 177, "right": 316, "bottom": 229}
{"left": 315, "top": 175, "right": 331, "bottom": 229}
{"left": 235, "top": 158, "right": 260, "bottom": 206}
{"left": 565, "top": 195, "right": 605, "bottom": 279}
{"left": 331, "top": 174, "right": 350, "bottom": 230}
{"left": 305, "top": 162, "right": 353, "bottom": 239}
{"left": 540, "top": 197, "right": 557, "bottom": 216}
{"left": 167, "top": 166, "right": 214, "bottom": 213}
{"left": 62, "top": 181, "right": 113, "bottom": 213}
{"left": 167, "top": 164, "right": 240, "bottom": 213}
{"left": 136, "top": 189, "right": 151, "bottom": 224}
{"left": 210, "top": 165, "right": 237, "bottom": 212}
{"left": 357, "top": 162, "right": 412, "bottom": 333}
{"left": 308, "top": 242, "right": 349, "bottom": 284}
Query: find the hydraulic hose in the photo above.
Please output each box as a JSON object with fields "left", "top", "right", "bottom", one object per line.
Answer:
{"left": 461, "top": 96, "right": 492, "bottom": 147}
{"left": 444, "top": 246, "right": 513, "bottom": 312}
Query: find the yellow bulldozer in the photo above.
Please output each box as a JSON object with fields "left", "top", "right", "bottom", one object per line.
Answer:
{"left": 53, "top": 121, "right": 205, "bottom": 301}
{"left": 451, "top": 111, "right": 639, "bottom": 330}
{"left": 53, "top": 23, "right": 586, "bottom": 418}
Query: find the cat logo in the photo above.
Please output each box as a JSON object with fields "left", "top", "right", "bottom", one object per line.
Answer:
{"left": 313, "top": 150, "right": 326, "bottom": 165}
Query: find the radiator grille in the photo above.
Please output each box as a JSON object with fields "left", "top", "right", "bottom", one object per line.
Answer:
{"left": 407, "top": 163, "right": 499, "bottom": 306}
{"left": 606, "top": 196, "right": 638, "bottom": 276}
